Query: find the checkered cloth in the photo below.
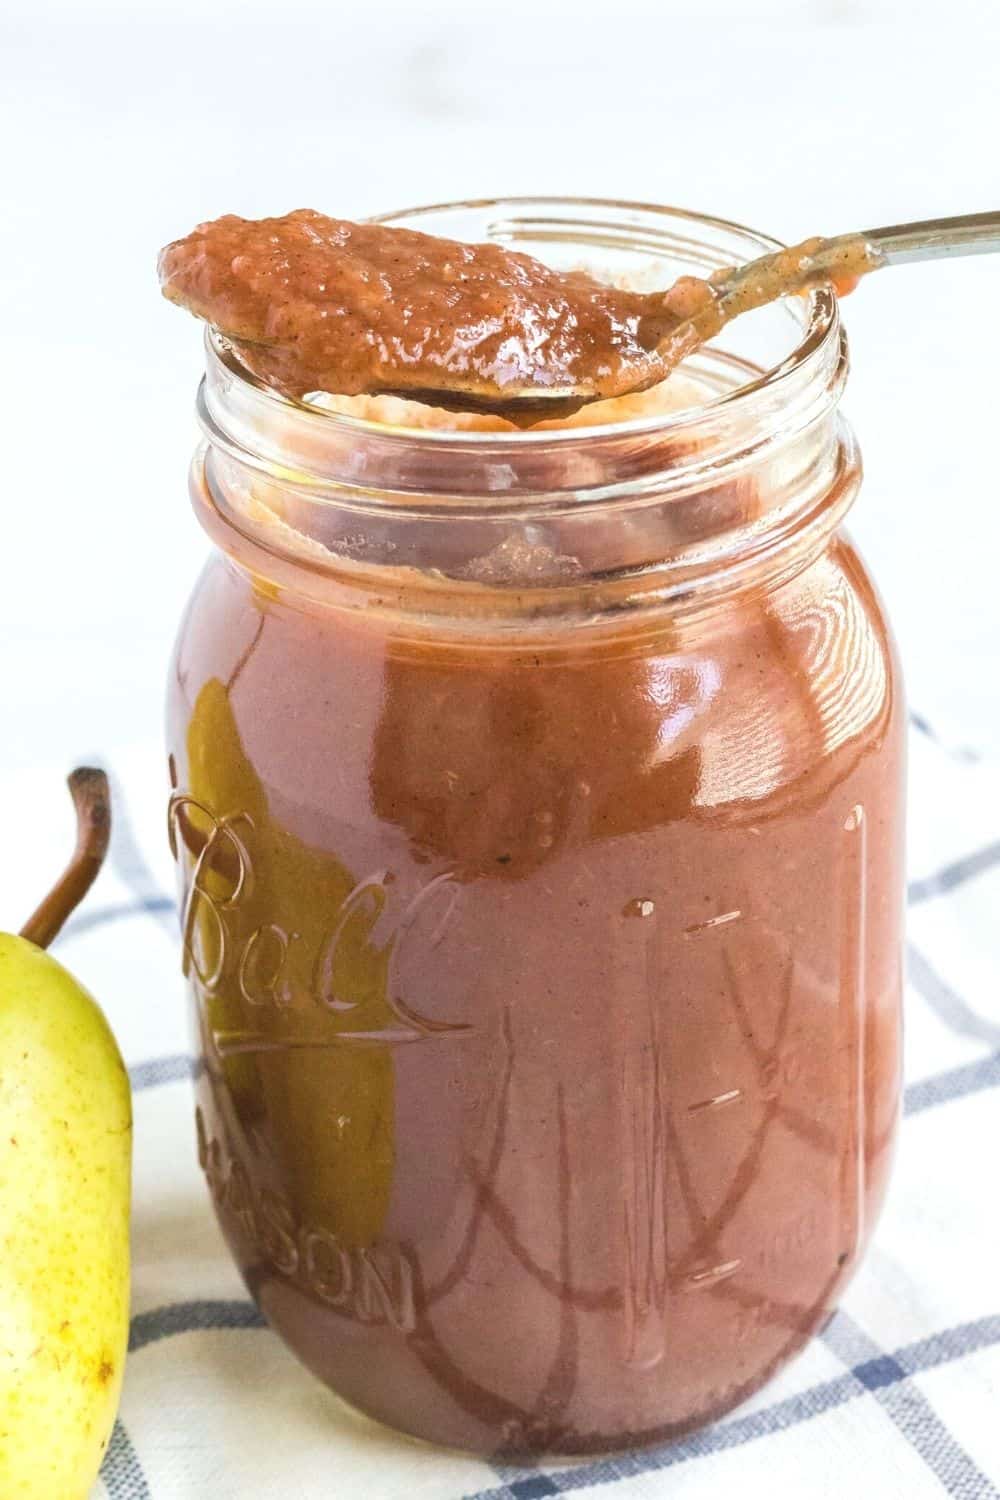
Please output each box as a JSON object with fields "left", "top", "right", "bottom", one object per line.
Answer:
{"left": 3, "top": 717, "right": 998, "bottom": 1500}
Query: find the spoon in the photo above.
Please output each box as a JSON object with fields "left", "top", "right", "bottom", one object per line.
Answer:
{"left": 160, "top": 209, "right": 1000, "bottom": 425}
{"left": 395, "top": 210, "right": 1000, "bottom": 422}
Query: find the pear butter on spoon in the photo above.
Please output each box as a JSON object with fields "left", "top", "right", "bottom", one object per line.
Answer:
{"left": 158, "top": 206, "right": 1000, "bottom": 425}
{"left": 157, "top": 206, "right": 879, "bottom": 426}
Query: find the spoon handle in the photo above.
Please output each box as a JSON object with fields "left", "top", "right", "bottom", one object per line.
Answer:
{"left": 865, "top": 210, "right": 1000, "bottom": 265}
{"left": 703, "top": 211, "right": 1000, "bottom": 340}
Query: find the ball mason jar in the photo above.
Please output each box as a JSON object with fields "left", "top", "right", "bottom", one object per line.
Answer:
{"left": 167, "top": 198, "right": 905, "bottom": 1457}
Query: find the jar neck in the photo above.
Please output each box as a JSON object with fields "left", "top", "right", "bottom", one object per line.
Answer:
{"left": 191, "top": 198, "right": 856, "bottom": 631}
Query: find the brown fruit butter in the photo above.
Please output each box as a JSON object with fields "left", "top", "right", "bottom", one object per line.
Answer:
{"left": 165, "top": 200, "right": 904, "bottom": 1457}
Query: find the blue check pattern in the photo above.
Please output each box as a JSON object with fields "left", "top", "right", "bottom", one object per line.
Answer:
{"left": 37, "top": 713, "right": 997, "bottom": 1499}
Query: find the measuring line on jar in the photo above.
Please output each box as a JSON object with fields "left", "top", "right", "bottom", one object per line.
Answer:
{"left": 684, "top": 909, "right": 743, "bottom": 937}
{"left": 687, "top": 1087, "right": 745, "bottom": 1114}
{"left": 682, "top": 1258, "right": 744, "bottom": 1290}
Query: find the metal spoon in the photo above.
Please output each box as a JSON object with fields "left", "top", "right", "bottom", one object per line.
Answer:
{"left": 393, "top": 210, "right": 1000, "bottom": 423}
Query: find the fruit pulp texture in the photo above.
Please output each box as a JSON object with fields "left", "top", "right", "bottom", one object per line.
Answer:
{"left": 168, "top": 498, "right": 904, "bottom": 1456}
{"left": 158, "top": 210, "right": 878, "bottom": 417}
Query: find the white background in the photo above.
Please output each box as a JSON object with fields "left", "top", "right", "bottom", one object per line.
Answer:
{"left": 2, "top": 0, "right": 1000, "bottom": 772}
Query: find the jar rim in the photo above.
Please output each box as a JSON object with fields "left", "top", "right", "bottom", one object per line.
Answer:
{"left": 199, "top": 196, "right": 846, "bottom": 504}
{"left": 367, "top": 195, "right": 840, "bottom": 444}
{"left": 194, "top": 195, "right": 856, "bottom": 620}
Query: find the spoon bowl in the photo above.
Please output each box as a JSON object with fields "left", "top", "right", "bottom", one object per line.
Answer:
{"left": 391, "top": 211, "right": 1000, "bottom": 423}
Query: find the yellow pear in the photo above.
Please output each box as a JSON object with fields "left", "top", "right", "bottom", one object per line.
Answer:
{"left": 0, "top": 770, "right": 132, "bottom": 1499}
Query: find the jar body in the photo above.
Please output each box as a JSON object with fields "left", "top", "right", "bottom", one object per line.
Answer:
{"left": 167, "top": 521, "right": 904, "bottom": 1454}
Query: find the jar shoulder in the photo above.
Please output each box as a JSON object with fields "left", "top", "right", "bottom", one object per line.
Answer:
{"left": 168, "top": 536, "right": 904, "bottom": 854}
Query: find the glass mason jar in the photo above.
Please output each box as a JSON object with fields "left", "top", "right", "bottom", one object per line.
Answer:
{"left": 167, "top": 198, "right": 905, "bottom": 1457}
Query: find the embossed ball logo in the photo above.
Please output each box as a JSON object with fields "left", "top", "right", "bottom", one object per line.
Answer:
{"left": 168, "top": 790, "right": 472, "bottom": 1052}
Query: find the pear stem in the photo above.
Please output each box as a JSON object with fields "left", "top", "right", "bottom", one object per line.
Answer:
{"left": 20, "top": 768, "right": 112, "bottom": 950}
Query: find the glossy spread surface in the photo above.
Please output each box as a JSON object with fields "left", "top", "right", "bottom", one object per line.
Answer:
{"left": 159, "top": 209, "right": 709, "bottom": 410}
{"left": 168, "top": 498, "right": 904, "bottom": 1454}
{"left": 164, "top": 203, "right": 903, "bottom": 1455}
{"left": 159, "top": 211, "right": 877, "bottom": 419}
